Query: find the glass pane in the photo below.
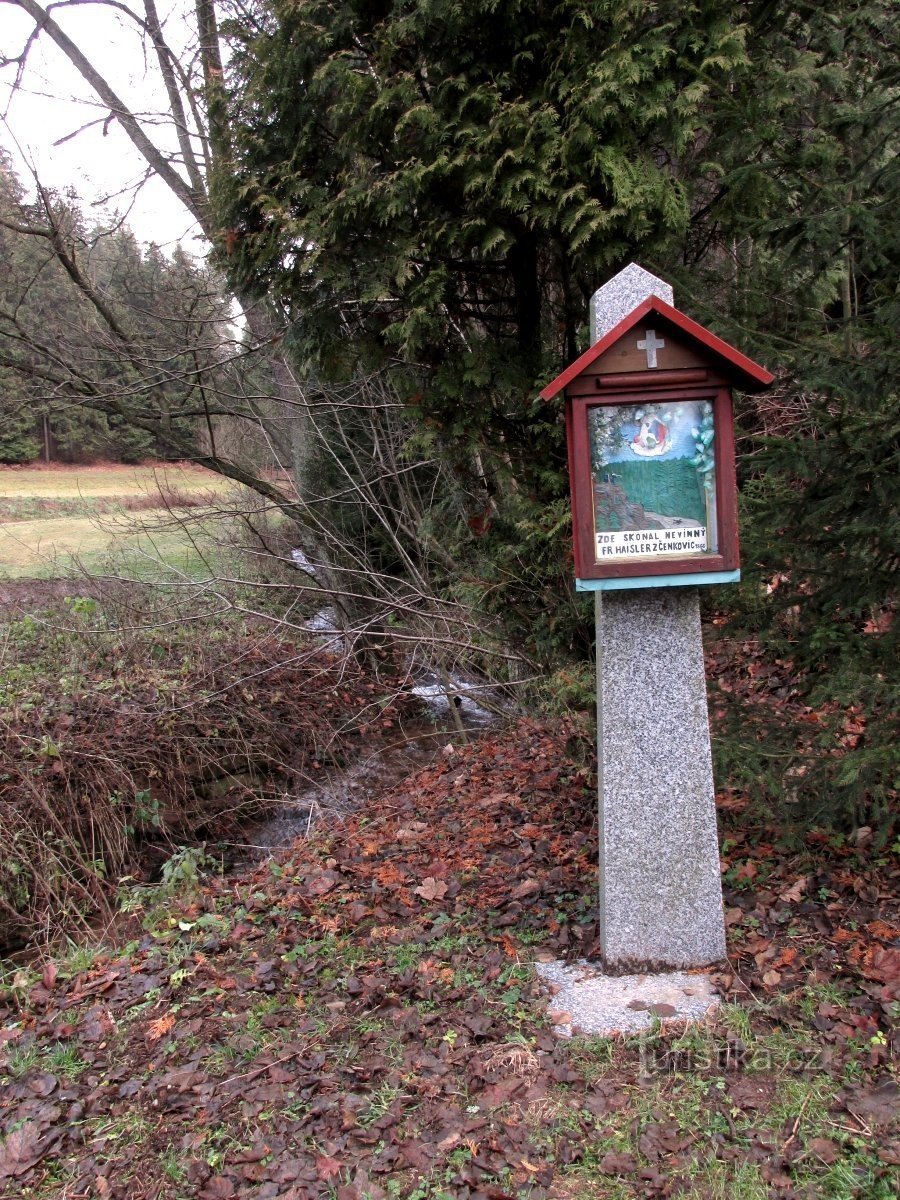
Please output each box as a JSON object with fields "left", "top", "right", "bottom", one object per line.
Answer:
{"left": 589, "top": 399, "right": 717, "bottom": 563}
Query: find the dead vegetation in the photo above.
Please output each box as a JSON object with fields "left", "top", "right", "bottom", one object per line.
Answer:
{"left": 0, "top": 600, "right": 414, "bottom": 953}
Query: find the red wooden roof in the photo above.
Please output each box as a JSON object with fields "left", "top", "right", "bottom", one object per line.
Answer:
{"left": 539, "top": 295, "right": 774, "bottom": 399}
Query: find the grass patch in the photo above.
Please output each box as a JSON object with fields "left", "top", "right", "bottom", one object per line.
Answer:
{"left": 0, "top": 463, "right": 244, "bottom": 581}
{"left": 0, "top": 513, "right": 225, "bottom": 579}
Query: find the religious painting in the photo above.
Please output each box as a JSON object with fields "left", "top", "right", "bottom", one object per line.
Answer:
{"left": 588, "top": 399, "right": 718, "bottom": 562}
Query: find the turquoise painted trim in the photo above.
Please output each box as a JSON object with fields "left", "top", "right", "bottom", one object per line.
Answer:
{"left": 576, "top": 569, "right": 741, "bottom": 592}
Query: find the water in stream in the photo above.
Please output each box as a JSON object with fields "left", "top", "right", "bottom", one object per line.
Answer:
{"left": 238, "top": 654, "right": 504, "bottom": 862}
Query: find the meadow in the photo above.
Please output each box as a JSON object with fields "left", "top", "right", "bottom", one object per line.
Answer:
{"left": 0, "top": 463, "right": 238, "bottom": 580}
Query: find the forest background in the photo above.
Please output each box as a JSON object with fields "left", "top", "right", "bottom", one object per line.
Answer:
{"left": 0, "top": 0, "right": 897, "bottom": 863}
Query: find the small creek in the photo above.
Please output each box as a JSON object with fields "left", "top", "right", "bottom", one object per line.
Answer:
{"left": 235, "top": 650, "right": 504, "bottom": 864}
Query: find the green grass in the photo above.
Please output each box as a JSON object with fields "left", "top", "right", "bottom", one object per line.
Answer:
{"left": 551, "top": 1004, "right": 898, "bottom": 1200}
{"left": 0, "top": 514, "right": 221, "bottom": 578}
{"left": 0, "top": 464, "right": 242, "bottom": 580}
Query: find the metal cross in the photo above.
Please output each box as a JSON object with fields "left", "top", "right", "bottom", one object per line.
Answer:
{"left": 637, "top": 329, "right": 665, "bottom": 368}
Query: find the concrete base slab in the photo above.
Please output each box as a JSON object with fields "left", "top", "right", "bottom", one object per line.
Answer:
{"left": 535, "top": 958, "right": 719, "bottom": 1037}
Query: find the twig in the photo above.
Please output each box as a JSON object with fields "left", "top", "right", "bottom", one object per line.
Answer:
{"left": 220, "top": 1044, "right": 311, "bottom": 1087}
{"left": 781, "top": 1089, "right": 812, "bottom": 1155}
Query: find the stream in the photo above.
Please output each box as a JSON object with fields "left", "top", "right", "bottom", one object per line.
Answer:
{"left": 236, "top": 618, "right": 505, "bottom": 863}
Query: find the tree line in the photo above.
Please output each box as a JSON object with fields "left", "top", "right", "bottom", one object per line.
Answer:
{"left": 0, "top": 151, "right": 233, "bottom": 465}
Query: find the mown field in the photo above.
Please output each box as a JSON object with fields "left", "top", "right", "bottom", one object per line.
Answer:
{"left": 0, "top": 464, "right": 238, "bottom": 580}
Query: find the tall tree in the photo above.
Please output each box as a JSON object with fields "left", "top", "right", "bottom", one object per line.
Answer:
{"left": 220, "top": 0, "right": 755, "bottom": 659}
{"left": 224, "top": 0, "right": 750, "bottom": 421}
{"left": 0, "top": 152, "right": 239, "bottom": 462}
{"left": 222, "top": 0, "right": 898, "bottom": 820}
{"left": 0, "top": 148, "right": 41, "bottom": 462}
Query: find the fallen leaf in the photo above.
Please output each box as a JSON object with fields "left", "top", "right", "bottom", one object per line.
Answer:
{"left": 316, "top": 1155, "right": 343, "bottom": 1181}
{"left": 510, "top": 879, "right": 541, "bottom": 900}
{"left": 28, "top": 1073, "right": 58, "bottom": 1098}
{"left": 861, "top": 947, "right": 900, "bottom": 986}
{"left": 780, "top": 877, "right": 807, "bottom": 903}
{"left": 0, "top": 1125, "right": 49, "bottom": 1180}
{"left": 414, "top": 877, "right": 448, "bottom": 902}
{"left": 599, "top": 1151, "right": 638, "bottom": 1175}
{"left": 646, "top": 1003, "right": 677, "bottom": 1018}
{"left": 807, "top": 1137, "right": 840, "bottom": 1164}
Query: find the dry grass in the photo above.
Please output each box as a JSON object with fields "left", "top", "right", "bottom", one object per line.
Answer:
{"left": 0, "top": 462, "right": 230, "bottom": 500}
{"left": 0, "top": 604, "right": 406, "bottom": 952}
{"left": 0, "top": 464, "right": 239, "bottom": 579}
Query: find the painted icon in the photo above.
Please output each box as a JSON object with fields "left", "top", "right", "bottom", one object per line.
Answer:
{"left": 589, "top": 400, "right": 718, "bottom": 562}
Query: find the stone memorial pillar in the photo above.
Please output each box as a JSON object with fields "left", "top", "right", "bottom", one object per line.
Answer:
{"left": 537, "top": 266, "right": 772, "bottom": 1026}
{"left": 595, "top": 587, "right": 725, "bottom": 968}
{"left": 590, "top": 266, "right": 725, "bottom": 970}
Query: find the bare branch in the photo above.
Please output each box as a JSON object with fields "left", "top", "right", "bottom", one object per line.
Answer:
{"left": 4, "top": 0, "right": 208, "bottom": 229}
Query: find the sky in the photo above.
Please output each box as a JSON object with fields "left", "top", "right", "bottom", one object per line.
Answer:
{"left": 1, "top": 0, "right": 204, "bottom": 254}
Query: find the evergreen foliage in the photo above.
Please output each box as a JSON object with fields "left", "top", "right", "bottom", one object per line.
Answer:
{"left": 222, "top": 0, "right": 752, "bottom": 661}
{"left": 0, "top": 379, "right": 40, "bottom": 464}
{"left": 218, "top": 0, "right": 898, "bottom": 828}
{"left": 704, "top": 0, "right": 900, "bottom": 830}
{"left": 0, "top": 152, "right": 231, "bottom": 464}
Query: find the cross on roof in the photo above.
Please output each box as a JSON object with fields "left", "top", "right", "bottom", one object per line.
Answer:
{"left": 637, "top": 329, "right": 665, "bottom": 368}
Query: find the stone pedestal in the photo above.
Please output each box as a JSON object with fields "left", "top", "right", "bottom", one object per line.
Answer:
{"left": 595, "top": 587, "right": 726, "bottom": 969}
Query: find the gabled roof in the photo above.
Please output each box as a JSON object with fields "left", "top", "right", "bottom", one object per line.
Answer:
{"left": 539, "top": 295, "right": 774, "bottom": 399}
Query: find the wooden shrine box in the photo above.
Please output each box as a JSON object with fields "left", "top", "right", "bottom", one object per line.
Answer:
{"left": 540, "top": 296, "right": 773, "bottom": 591}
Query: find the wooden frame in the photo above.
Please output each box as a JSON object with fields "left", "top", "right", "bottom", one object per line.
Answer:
{"left": 567, "top": 381, "right": 739, "bottom": 582}
{"left": 541, "top": 295, "right": 773, "bottom": 588}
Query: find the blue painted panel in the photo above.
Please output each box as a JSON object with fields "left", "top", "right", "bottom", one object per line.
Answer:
{"left": 575, "top": 570, "right": 740, "bottom": 592}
